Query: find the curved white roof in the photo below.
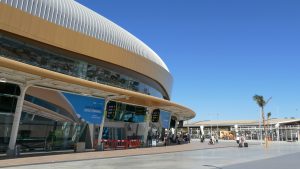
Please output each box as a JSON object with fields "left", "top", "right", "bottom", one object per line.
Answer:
{"left": 0, "top": 0, "right": 169, "bottom": 72}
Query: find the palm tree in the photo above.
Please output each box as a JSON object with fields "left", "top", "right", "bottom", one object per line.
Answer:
{"left": 253, "top": 95, "right": 272, "bottom": 147}
{"left": 267, "top": 112, "right": 272, "bottom": 129}
{"left": 267, "top": 112, "right": 272, "bottom": 147}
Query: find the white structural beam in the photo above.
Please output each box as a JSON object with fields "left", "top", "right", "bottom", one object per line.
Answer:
{"left": 7, "top": 84, "right": 31, "bottom": 157}
{"left": 143, "top": 107, "right": 154, "bottom": 147}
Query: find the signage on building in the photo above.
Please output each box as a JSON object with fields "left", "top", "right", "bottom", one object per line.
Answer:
{"left": 106, "top": 101, "right": 116, "bottom": 119}
{"left": 62, "top": 92, "right": 105, "bottom": 125}
{"left": 135, "top": 106, "right": 146, "bottom": 115}
{"left": 152, "top": 109, "right": 160, "bottom": 122}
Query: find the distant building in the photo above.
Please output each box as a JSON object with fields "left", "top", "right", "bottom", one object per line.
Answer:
{"left": 184, "top": 119, "right": 300, "bottom": 141}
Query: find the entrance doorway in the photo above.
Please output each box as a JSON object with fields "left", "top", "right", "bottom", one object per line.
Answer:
{"left": 103, "top": 127, "right": 125, "bottom": 140}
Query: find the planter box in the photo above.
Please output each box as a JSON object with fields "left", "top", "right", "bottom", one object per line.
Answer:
{"left": 75, "top": 142, "right": 85, "bottom": 152}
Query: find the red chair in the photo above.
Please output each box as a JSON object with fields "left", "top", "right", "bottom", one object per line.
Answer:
{"left": 101, "top": 139, "right": 110, "bottom": 150}
{"left": 111, "top": 140, "right": 118, "bottom": 150}
{"left": 137, "top": 139, "right": 141, "bottom": 147}
{"left": 115, "top": 140, "right": 128, "bottom": 149}
{"left": 129, "top": 139, "right": 141, "bottom": 148}
{"left": 125, "top": 140, "right": 129, "bottom": 149}
{"left": 129, "top": 139, "right": 134, "bottom": 148}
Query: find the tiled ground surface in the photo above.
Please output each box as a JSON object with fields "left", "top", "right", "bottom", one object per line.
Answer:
{"left": 2, "top": 141, "right": 300, "bottom": 169}
{"left": 0, "top": 141, "right": 238, "bottom": 168}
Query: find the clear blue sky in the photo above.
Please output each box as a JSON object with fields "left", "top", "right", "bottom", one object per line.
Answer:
{"left": 76, "top": 0, "right": 300, "bottom": 121}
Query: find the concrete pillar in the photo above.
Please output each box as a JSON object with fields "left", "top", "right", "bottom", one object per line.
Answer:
{"left": 258, "top": 119, "right": 263, "bottom": 144}
{"left": 200, "top": 125, "right": 204, "bottom": 137}
{"left": 97, "top": 98, "right": 109, "bottom": 149}
{"left": 285, "top": 126, "right": 288, "bottom": 141}
{"left": 143, "top": 108, "right": 153, "bottom": 147}
{"left": 275, "top": 123, "right": 280, "bottom": 141}
{"left": 88, "top": 124, "right": 94, "bottom": 148}
{"left": 297, "top": 125, "right": 300, "bottom": 141}
{"left": 7, "top": 85, "right": 30, "bottom": 157}
{"left": 278, "top": 127, "right": 280, "bottom": 141}
{"left": 280, "top": 127, "right": 283, "bottom": 141}
{"left": 234, "top": 124, "right": 238, "bottom": 139}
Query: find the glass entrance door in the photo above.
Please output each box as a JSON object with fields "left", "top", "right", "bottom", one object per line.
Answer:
{"left": 102, "top": 127, "right": 125, "bottom": 140}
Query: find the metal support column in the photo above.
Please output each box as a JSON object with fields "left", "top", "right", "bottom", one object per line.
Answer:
{"left": 97, "top": 98, "right": 109, "bottom": 150}
{"left": 7, "top": 84, "right": 30, "bottom": 157}
{"left": 143, "top": 108, "right": 153, "bottom": 147}
{"left": 259, "top": 117, "right": 263, "bottom": 144}
{"left": 285, "top": 126, "right": 288, "bottom": 141}
{"left": 298, "top": 125, "right": 300, "bottom": 142}
{"left": 275, "top": 123, "right": 280, "bottom": 141}
{"left": 297, "top": 125, "right": 300, "bottom": 141}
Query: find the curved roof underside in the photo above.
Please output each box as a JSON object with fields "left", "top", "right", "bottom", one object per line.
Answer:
{"left": 0, "top": 0, "right": 169, "bottom": 72}
{"left": 0, "top": 57, "right": 196, "bottom": 120}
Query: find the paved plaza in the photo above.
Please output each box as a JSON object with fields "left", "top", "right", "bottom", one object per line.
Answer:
{"left": 0, "top": 141, "right": 300, "bottom": 169}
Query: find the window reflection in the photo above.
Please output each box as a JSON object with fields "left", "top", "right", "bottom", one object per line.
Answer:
{"left": 17, "top": 112, "right": 86, "bottom": 152}
{"left": 106, "top": 101, "right": 146, "bottom": 123}
{"left": 0, "top": 83, "right": 20, "bottom": 153}
{"left": 0, "top": 35, "right": 165, "bottom": 99}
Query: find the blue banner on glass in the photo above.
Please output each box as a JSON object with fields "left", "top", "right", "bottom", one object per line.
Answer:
{"left": 62, "top": 92, "right": 105, "bottom": 125}
{"left": 160, "top": 110, "right": 171, "bottom": 129}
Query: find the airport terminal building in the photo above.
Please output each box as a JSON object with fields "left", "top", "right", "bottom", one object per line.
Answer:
{"left": 184, "top": 119, "right": 300, "bottom": 142}
{"left": 0, "top": 0, "right": 195, "bottom": 156}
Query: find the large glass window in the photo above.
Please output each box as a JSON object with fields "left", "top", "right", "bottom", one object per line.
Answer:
{"left": 0, "top": 114, "right": 13, "bottom": 153}
{"left": 0, "top": 35, "right": 166, "bottom": 99}
{"left": 0, "top": 82, "right": 20, "bottom": 96}
{"left": 102, "top": 127, "right": 125, "bottom": 140}
{"left": 16, "top": 112, "right": 87, "bottom": 152}
{"left": 106, "top": 101, "right": 146, "bottom": 123}
{"left": 0, "top": 83, "right": 20, "bottom": 153}
{"left": 24, "top": 95, "right": 74, "bottom": 120}
{"left": 15, "top": 92, "right": 98, "bottom": 152}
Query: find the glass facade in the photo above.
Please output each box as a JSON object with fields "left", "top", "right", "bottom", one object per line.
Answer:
{"left": 0, "top": 83, "right": 89, "bottom": 153}
{"left": 0, "top": 35, "right": 166, "bottom": 99}
{"left": 106, "top": 101, "right": 146, "bottom": 123}
{"left": 0, "top": 113, "right": 13, "bottom": 153}
{"left": 19, "top": 93, "right": 89, "bottom": 152}
{"left": 104, "top": 101, "right": 147, "bottom": 141}
{"left": 18, "top": 94, "right": 90, "bottom": 152}
{"left": 0, "top": 83, "right": 20, "bottom": 153}
{"left": 17, "top": 112, "right": 86, "bottom": 152}
{"left": 102, "top": 127, "right": 125, "bottom": 140}
{"left": 0, "top": 82, "right": 149, "bottom": 153}
{"left": 25, "top": 95, "right": 75, "bottom": 121}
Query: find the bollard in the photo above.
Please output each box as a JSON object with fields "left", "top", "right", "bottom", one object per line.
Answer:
{"left": 96, "top": 142, "right": 104, "bottom": 151}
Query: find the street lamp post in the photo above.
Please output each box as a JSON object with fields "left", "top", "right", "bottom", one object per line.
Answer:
{"left": 216, "top": 113, "right": 219, "bottom": 139}
{"left": 259, "top": 114, "right": 262, "bottom": 144}
{"left": 210, "top": 124, "right": 212, "bottom": 137}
